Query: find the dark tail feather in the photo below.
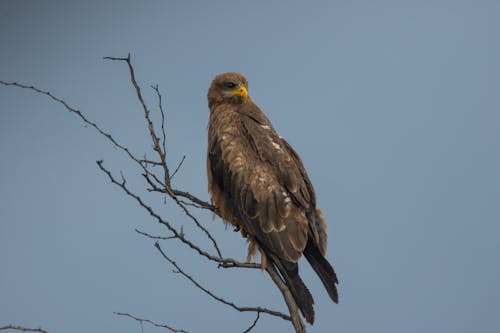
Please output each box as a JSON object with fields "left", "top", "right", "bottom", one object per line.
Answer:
{"left": 304, "top": 239, "right": 339, "bottom": 303}
{"left": 272, "top": 258, "right": 315, "bottom": 324}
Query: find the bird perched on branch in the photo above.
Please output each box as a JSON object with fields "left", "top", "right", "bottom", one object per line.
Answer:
{"left": 206, "top": 72, "right": 338, "bottom": 324}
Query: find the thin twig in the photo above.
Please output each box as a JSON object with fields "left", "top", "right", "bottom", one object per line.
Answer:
{"left": 0, "top": 325, "right": 49, "bottom": 333}
{"left": 172, "top": 189, "right": 215, "bottom": 211}
{"left": 242, "top": 312, "right": 261, "bottom": 333}
{"left": 114, "top": 312, "right": 188, "bottom": 333}
{"left": 155, "top": 242, "right": 291, "bottom": 321}
{"left": 170, "top": 155, "right": 186, "bottom": 180}
{"left": 178, "top": 199, "right": 210, "bottom": 210}
{"left": 135, "top": 228, "right": 178, "bottom": 240}
{"left": 151, "top": 84, "right": 168, "bottom": 161}
{"left": 139, "top": 158, "right": 163, "bottom": 166}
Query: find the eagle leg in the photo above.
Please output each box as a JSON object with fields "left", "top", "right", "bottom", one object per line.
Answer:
{"left": 246, "top": 238, "right": 268, "bottom": 269}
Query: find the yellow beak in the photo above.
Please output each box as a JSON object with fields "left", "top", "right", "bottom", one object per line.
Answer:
{"left": 231, "top": 86, "right": 249, "bottom": 101}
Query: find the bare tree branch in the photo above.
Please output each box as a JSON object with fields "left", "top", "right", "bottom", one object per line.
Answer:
{"left": 0, "top": 79, "right": 165, "bottom": 191}
{"left": 103, "top": 55, "right": 222, "bottom": 257}
{"left": 114, "top": 312, "right": 188, "bottom": 333}
{"left": 0, "top": 76, "right": 220, "bottom": 255}
{"left": 0, "top": 325, "right": 49, "bottom": 333}
{"left": 144, "top": 172, "right": 223, "bottom": 258}
{"left": 97, "top": 160, "right": 258, "bottom": 269}
{"left": 1, "top": 54, "right": 312, "bottom": 332}
{"left": 104, "top": 54, "right": 171, "bottom": 187}
{"left": 154, "top": 242, "right": 291, "bottom": 321}
{"left": 266, "top": 262, "right": 306, "bottom": 333}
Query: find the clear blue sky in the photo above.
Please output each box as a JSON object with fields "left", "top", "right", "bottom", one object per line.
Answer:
{"left": 1, "top": 1, "right": 499, "bottom": 332}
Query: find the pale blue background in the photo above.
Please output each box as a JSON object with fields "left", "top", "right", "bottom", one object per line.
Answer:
{"left": 1, "top": 1, "right": 499, "bottom": 332}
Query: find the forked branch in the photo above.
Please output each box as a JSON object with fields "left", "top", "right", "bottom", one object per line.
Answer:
{"left": 0, "top": 54, "right": 307, "bottom": 332}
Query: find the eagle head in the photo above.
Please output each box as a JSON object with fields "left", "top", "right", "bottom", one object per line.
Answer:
{"left": 208, "top": 72, "right": 249, "bottom": 108}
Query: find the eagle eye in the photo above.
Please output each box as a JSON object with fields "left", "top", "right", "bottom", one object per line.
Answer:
{"left": 224, "top": 82, "right": 236, "bottom": 89}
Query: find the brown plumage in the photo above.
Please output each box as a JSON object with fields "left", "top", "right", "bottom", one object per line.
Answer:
{"left": 206, "top": 72, "right": 339, "bottom": 324}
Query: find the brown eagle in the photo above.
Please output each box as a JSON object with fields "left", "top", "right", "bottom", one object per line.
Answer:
{"left": 207, "top": 72, "right": 338, "bottom": 324}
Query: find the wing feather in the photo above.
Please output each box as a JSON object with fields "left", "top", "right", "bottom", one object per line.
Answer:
{"left": 241, "top": 186, "right": 259, "bottom": 219}
{"left": 279, "top": 137, "right": 328, "bottom": 254}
